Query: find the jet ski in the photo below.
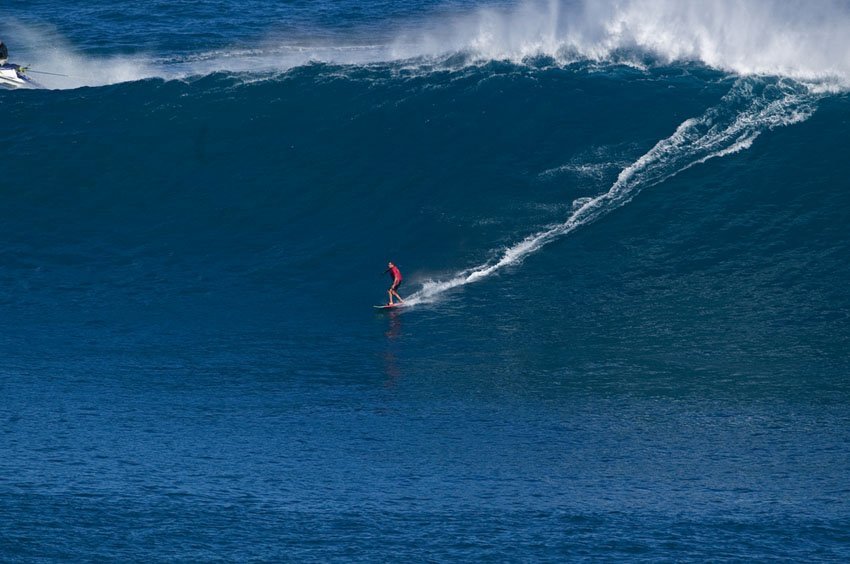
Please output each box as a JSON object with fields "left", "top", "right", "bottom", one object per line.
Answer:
{"left": 0, "top": 63, "right": 41, "bottom": 89}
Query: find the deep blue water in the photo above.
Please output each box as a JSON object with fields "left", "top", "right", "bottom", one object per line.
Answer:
{"left": 3, "top": 1, "right": 850, "bottom": 561}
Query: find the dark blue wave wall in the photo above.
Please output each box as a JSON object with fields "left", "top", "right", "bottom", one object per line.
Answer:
{"left": 3, "top": 64, "right": 849, "bottom": 378}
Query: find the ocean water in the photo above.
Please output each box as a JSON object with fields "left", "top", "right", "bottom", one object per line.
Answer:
{"left": 3, "top": 0, "right": 850, "bottom": 560}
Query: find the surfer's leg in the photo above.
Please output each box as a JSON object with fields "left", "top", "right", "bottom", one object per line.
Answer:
{"left": 390, "top": 281, "right": 403, "bottom": 303}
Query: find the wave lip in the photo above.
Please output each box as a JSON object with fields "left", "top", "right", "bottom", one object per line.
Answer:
{"left": 392, "top": 0, "right": 850, "bottom": 90}
{"left": 8, "top": 0, "right": 850, "bottom": 90}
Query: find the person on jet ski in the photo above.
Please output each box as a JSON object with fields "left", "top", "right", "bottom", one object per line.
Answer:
{"left": 0, "top": 41, "right": 24, "bottom": 73}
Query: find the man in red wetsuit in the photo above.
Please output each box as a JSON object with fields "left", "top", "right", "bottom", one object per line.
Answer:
{"left": 385, "top": 261, "right": 404, "bottom": 305}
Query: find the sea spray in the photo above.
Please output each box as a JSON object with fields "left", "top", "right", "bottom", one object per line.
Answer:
{"left": 395, "top": 0, "right": 850, "bottom": 89}
{"left": 5, "top": 0, "right": 850, "bottom": 90}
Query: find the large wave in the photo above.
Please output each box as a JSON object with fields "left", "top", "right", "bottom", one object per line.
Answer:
{"left": 2, "top": 2, "right": 836, "bottom": 312}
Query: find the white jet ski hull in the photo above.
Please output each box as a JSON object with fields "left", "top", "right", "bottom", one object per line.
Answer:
{"left": 0, "top": 66, "right": 39, "bottom": 89}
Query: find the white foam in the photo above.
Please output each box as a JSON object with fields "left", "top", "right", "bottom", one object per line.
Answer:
{"left": 404, "top": 78, "right": 817, "bottom": 306}
{"left": 394, "top": 0, "right": 850, "bottom": 89}
{"left": 6, "top": 0, "right": 850, "bottom": 90}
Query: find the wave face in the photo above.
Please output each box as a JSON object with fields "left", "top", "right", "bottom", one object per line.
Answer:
{"left": 3, "top": 1, "right": 850, "bottom": 561}
{"left": 407, "top": 77, "right": 819, "bottom": 304}
{"left": 4, "top": 64, "right": 836, "bottom": 319}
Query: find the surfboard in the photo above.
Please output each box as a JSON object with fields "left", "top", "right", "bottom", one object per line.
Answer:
{"left": 374, "top": 303, "right": 404, "bottom": 310}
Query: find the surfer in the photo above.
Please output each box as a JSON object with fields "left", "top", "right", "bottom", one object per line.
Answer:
{"left": 384, "top": 261, "right": 404, "bottom": 305}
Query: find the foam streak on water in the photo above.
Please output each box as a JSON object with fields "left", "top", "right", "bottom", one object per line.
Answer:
{"left": 407, "top": 78, "right": 817, "bottom": 305}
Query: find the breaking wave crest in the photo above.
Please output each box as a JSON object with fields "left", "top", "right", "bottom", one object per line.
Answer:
{"left": 394, "top": 0, "right": 850, "bottom": 90}
{"left": 6, "top": 0, "right": 850, "bottom": 90}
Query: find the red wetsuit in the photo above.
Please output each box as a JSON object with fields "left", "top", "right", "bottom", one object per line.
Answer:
{"left": 388, "top": 265, "right": 402, "bottom": 289}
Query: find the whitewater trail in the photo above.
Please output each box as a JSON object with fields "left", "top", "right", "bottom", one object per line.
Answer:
{"left": 405, "top": 78, "right": 818, "bottom": 306}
